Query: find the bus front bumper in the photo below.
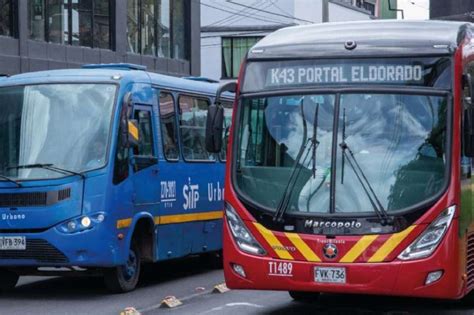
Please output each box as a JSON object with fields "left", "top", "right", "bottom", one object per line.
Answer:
{"left": 0, "top": 224, "right": 122, "bottom": 268}
{"left": 223, "top": 223, "right": 464, "bottom": 300}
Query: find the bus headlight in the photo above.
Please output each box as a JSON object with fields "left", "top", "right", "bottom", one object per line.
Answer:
{"left": 57, "top": 212, "right": 106, "bottom": 234}
{"left": 225, "top": 203, "right": 266, "bottom": 256}
{"left": 398, "top": 206, "right": 455, "bottom": 261}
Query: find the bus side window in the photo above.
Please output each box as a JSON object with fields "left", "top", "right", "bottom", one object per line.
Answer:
{"left": 133, "top": 110, "right": 157, "bottom": 172}
{"left": 113, "top": 107, "right": 130, "bottom": 185}
{"left": 158, "top": 91, "right": 179, "bottom": 160}
{"left": 178, "top": 95, "right": 214, "bottom": 161}
{"left": 219, "top": 101, "right": 233, "bottom": 162}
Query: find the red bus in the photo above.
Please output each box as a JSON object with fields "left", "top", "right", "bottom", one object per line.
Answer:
{"left": 206, "top": 20, "right": 474, "bottom": 301}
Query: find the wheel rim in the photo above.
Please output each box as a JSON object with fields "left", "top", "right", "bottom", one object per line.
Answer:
{"left": 121, "top": 249, "right": 137, "bottom": 282}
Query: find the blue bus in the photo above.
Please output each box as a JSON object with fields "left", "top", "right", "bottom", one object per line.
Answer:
{"left": 0, "top": 64, "right": 233, "bottom": 292}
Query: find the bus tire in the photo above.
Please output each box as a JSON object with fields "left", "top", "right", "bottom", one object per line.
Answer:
{"left": 0, "top": 269, "right": 19, "bottom": 291}
{"left": 104, "top": 242, "right": 141, "bottom": 293}
{"left": 288, "top": 291, "right": 320, "bottom": 302}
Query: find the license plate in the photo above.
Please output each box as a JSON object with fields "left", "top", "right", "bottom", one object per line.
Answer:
{"left": 314, "top": 267, "right": 346, "bottom": 284}
{"left": 0, "top": 236, "right": 26, "bottom": 250}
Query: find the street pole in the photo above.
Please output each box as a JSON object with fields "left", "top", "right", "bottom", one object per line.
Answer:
{"left": 322, "top": 0, "right": 329, "bottom": 22}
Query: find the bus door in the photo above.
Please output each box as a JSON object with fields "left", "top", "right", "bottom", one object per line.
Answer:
{"left": 130, "top": 104, "right": 160, "bottom": 213}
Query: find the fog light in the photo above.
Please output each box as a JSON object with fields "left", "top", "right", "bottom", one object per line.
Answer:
{"left": 81, "top": 216, "right": 91, "bottom": 228}
{"left": 96, "top": 214, "right": 105, "bottom": 223}
{"left": 232, "top": 264, "right": 246, "bottom": 278}
{"left": 67, "top": 221, "right": 77, "bottom": 232}
{"left": 425, "top": 270, "right": 443, "bottom": 285}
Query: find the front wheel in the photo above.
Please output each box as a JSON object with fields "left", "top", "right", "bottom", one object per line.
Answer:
{"left": 0, "top": 269, "right": 19, "bottom": 291}
{"left": 104, "top": 242, "right": 141, "bottom": 293}
{"left": 288, "top": 291, "right": 320, "bottom": 302}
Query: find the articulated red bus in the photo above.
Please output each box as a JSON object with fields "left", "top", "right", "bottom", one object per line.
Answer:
{"left": 206, "top": 20, "right": 474, "bottom": 300}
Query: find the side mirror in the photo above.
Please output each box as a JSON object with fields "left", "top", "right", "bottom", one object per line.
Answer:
{"left": 206, "top": 81, "right": 237, "bottom": 153}
{"left": 206, "top": 104, "right": 224, "bottom": 153}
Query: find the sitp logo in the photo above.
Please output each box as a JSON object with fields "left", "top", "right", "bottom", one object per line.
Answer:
{"left": 183, "top": 178, "right": 199, "bottom": 210}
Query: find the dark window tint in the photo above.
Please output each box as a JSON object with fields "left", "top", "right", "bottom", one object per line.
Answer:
{"left": 134, "top": 110, "right": 154, "bottom": 157}
{"left": 222, "top": 37, "right": 262, "bottom": 79}
{"left": 179, "top": 96, "right": 213, "bottom": 161}
{"left": 133, "top": 109, "right": 157, "bottom": 172}
{"left": 0, "top": 0, "right": 14, "bottom": 37}
{"left": 158, "top": 92, "right": 179, "bottom": 160}
{"left": 28, "top": 0, "right": 111, "bottom": 49}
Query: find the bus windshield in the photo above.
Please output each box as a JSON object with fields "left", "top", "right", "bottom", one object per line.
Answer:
{"left": 235, "top": 92, "right": 448, "bottom": 214}
{"left": 0, "top": 84, "right": 116, "bottom": 181}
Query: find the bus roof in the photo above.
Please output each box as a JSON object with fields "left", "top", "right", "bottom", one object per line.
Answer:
{"left": 0, "top": 67, "right": 231, "bottom": 98}
{"left": 248, "top": 20, "right": 473, "bottom": 60}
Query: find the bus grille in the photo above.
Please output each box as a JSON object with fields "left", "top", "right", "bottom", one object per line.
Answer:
{"left": 0, "top": 188, "right": 71, "bottom": 207}
{"left": 467, "top": 234, "right": 474, "bottom": 290}
{"left": 0, "top": 239, "right": 68, "bottom": 264}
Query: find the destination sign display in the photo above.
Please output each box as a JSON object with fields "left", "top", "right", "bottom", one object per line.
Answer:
{"left": 241, "top": 57, "right": 452, "bottom": 92}
{"left": 266, "top": 64, "right": 423, "bottom": 86}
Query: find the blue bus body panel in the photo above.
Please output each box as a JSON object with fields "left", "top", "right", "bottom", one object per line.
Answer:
{"left": 0, "top": 68, "right": 229, "bottom": 268}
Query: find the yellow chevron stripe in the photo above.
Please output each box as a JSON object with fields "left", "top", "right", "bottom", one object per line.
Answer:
{"left": 285, "top": 233, "right": 321, "bottom": 262}
{"left": 254, "top": 223, "right": 294, "bottom": 260}
{"left": 368, "top": 225, "right": 416, "bottom": 263}
{"left": 155, "top": 211, "right": 223, "bottom": 225}
{"left": 339, "top": 235, "right": 379, "bottom": 263}
{"left": 128, "top": 121, "right": 139, "bottom": 141}
{"left": 117, "top": 218, "right": 132, "bottom": 229}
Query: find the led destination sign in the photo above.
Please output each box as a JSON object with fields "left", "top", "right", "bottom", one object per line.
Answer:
{"left": 266, "top": 64, "right": 424, "bottom": 86}
{"left": 241, "top": 57, "right": 452, "bottom": 92}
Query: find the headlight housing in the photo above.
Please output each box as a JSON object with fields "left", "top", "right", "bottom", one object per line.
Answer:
{"left": 398, "top": 205, "right": 455, "bottom": 261}
{"left": 225, "top": 203, "right": 266, "bottom": 256}
{"left": 56, "top": 212, "right": 106, "bottom": 234}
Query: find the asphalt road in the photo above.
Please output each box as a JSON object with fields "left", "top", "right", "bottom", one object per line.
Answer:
{"left": 1, "top": 257, "right": 474, "bottom": 315}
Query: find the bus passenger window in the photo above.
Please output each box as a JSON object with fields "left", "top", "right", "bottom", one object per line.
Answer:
{"left": 178, "top": 95, "right": 214, "bottom": 161}
{"left": 158, "top": 92, "right": 179, "bottom": 160}
{"left": 133, "top": 110, "right": 156, "bottom": 171}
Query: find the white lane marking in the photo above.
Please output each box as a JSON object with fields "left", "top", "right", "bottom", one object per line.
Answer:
{"left": 199, "top": 302, "right": 264, "bottom": 314}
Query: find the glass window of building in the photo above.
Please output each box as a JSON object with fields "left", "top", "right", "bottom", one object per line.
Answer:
{"left": 127, "top": 0, "right": 187, "bottom": 60}
{"left": 0, "top": 0, "right": 15, "bottom": 37}
{"left": 222, "top": 37, "right": 262, "bottom": 79}
{"left": 28, "top": 0, "right": 112, "bottom": 49}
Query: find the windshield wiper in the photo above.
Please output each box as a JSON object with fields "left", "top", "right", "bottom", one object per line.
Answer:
{"left": 339, "top": 111, "right": 391, "bottom": 226}
{"left": 0, "top": 174, "right": 22, "bottom": 187}
{"left": 8, "top": 164, "right": 85, "bottom": 179}
{"left": 273, "top": 102, "right": 320, "bottom": 223}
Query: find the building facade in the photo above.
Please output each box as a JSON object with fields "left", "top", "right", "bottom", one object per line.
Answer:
{"left": 430, "top": 0, "right": 474, "bottom": 21}
{"left": 201, "top": 0, "right": 388, "bottom": 81}
{"left": 0, "top": 0, "right": 201, "bottom": 76}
